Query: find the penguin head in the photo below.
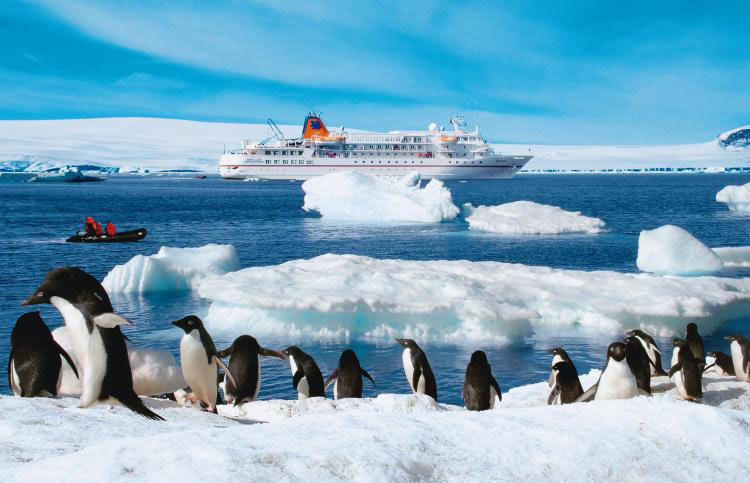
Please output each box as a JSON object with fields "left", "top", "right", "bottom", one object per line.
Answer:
{"left": 706, "top": 351, "right": 720, "bottom": 358}
{"left": 686, "top": 323, "right": 698, "bottom": 335}
{"left": 22, "top": 267, "right": 112, "bottom": 310}
{"left": 396, "top": 338, "right": 419, "bottom": 350}
{"left": 725, "top": 335, "right": 747, "bottom": 344}
{"left": 672, "top": 337, "right": 689, "bottom": 349}
{"left": 468, "top": 350, "right": 489, "bottom": 367}
{"left": 339, "top": 349, "right": 360, "bottom": 368}
{"left": 12, "top": 311, "right": 48, "bottom": 343}
{"left": 281, "top": 345, "right": 303, "bottom": 360}
{"left": 624, "top": 329, "right": 645, "bottom": 338}
{"left": 551, "top": 361, "right": 568, "bottom": 373}
{"left": 172, "top": 315, "right": 204, "bottom": 334}
{"left": 545, "top": 347, "right": 568, "bottom": 358}
{"left": 607, "top": 342, "right": 627, "bottom": 362}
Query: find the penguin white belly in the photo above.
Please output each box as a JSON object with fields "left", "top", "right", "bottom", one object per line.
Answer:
{"left": 289, "top": 356, "right": 309, "bottom": 399}
{"left": 10, "top": 360, "right": 21, "bottom": 396}
{"left": 548, "top": 355, "right": 563, "bottom": 387}
{"left": 79, "top": 328, "right": 107, "bottom": 408}
{"left": 333, "top": 380, "right": 338, "bottom": 400}
{"left": 730, "top": 342, "right": 749, "bottom": 381}
{"left": 489, "top": 386, "right": 497, "bottom": 409}
{"left": 402, "top": 349, "right": 415, "bottom": 392}
{"left": 670, "top": 347, "right": 680, "bottom": 383}
{"left": 674, "top": 371, "right": 688, "bottom": 399}
{"left": 52, "top": 327, "right": 82, "bottom": 395}
{"left": 595, "top": 360, "right": 638, "bottom": 400}
{"left": 50, "top": 297, "right": 90, "bottom": 367}
{"left": 180, "top": 332, "right": 217, "bottom": 407}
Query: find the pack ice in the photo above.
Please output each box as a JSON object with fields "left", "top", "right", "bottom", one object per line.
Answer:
{"left": 716, "top": 182, "right": 750, "bottom": 211}
{"left": 462, "top": 201, "right": 606, "bottom": 234}
{"left": 301, "top": 171, "right": 459, "bottom": 222}
{"left": 637, "top": 225, "right": 723, "bottom": 275}
{"left": 102, "top": 244, "right": 240, "bottom": 293}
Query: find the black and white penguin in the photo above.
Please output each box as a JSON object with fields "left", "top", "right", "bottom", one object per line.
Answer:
{"left": 624, "top": 335, "right": 652, "bottom": 394}
{"left": 172, "top": 315, "right": 237, "bottom": 412}
{"left": 725, "top": 335, "right": 750, "bottom": 382}
{"left": 545, "top": 348, "right": 581, "bottom": 391}
{"left": 216, "top": 335, "right": 285, "bottom": 405}
{"left": 685, "top": 323, "right": 705, "bottom": 368}
{"left": 624, "top": 329, "right": 668, "bottom": 376}
{"left": 548, "top": 361, "right": 583, "bottom": 405}
{"left": 324, "top": 349, "right": 375, "bottom": 399}
{"left": 395, "top": 338, "right": 437, "bottom": 401}
{"left": 668, "top": 338, "right": 702, "bottom": 401}
{"left": 8, "top": 311, "right": 79, "bottom": 397}
{"left": 22, "top": 268, "right": 164, "bottom": 420}
{"left": 462, "top": 350, "right": 501, "bottom": 410}
{"left": 280, "top": 345, "right": 325, "bottom": 399}
{"left": 577, "top": 342, "right": 649, "bottom": 402}
{"left": 703, "top": 351, "right": 735, "bottom": 376}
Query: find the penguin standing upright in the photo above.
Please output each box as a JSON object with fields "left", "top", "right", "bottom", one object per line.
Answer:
{"left": 725, "top": 335, "right": 750, "bottom": 382}
{"left": 173, "top": 315, "right": 236, "bottom": 412}
{"left": 463, "top": 350, "right": 501, "bottom": 410}
{"left": 703, "top": 351, "right": 735, "bottom": 376}
{"left": 669, "top": 338, "right": 702, "bottom": 401}
{"left": 325, "top": 349, "right": 376, "bottom": 399}
{"left": 396, "top": 338, "right": 437, "bottom": 401}
{"left": 22, "top": 268, "right": 164, "bottom": 420}
{"left": 8, "top": 311, "right": 79, "bottom": 397}
{"left": 216, "top": 335, "right": 285, "bottom": 405}
{"left": 548, "top": 361, "right": 583, "bottom": 405}
{"left": 577, "top": 342, "right": 649, "bottom": 402}
{"left": 281, "top": 345, "right": 325, "bottom": 399}
{"left": 684, "top": 323, "right": 705, "bottom": 368}
{"left": 625, "top": 329, "right": 668, "bottom": 376}
{"left": 624, "top": 335, "right": 652, "bottom": 394}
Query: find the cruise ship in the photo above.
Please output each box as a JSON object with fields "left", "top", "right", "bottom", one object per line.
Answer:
{"left": 219, "top": 114, "right": 532, "bottom": 180}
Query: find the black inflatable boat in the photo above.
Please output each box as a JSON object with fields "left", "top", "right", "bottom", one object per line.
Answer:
{"left": 66, "top": 228, "right": 147, "bottom": 243}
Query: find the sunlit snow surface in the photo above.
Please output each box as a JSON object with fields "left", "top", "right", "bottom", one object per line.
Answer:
{"left": 716, "top": 182, "right": 750, "bottom": 211}
{"left": 636, "top": 225, "right": 723, "bottom": 275}
{"left": 462, "top": 200, "right": 606, "bottom": 234}
{"left": 2, "top": 371, "right": 750, "bottom": 481}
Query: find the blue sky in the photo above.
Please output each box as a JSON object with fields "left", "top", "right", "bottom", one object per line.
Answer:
{"left": 1, "top": 0, "right": 748, "bottom": 144}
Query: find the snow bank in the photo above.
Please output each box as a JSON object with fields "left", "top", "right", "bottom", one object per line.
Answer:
{"left": 102, "top": 244, "right": 240, "bottom": 293}
{"left": 637, "top": 225, "right": 723, "bottom": 275}
{"left": 301, "top": 171, "right": 459, "bottom": 223}
{"left": 193, "top": 254, "right": 750, "bottom": 342}
{"left": 3, "top": 372, "right": 750, "bottom": 481}
{"left": 716, "top": 182, "right": 750, "bottom": 211}
{"left": 713, "top": 246, "right": 750, "bottom": 267}
{"left": 462, "top": 201, "right": 606, "bottom": 235}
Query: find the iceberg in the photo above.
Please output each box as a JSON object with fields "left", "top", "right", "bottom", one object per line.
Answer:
{"left": 462, "top": 201, "right": 606, "bottom": 235}
{"left": 636, "top": 225, "right": 723, "bottom": 276}
{"left": 301, "top": 171, "right": 459, "bottom": 223}
{"left": 3, "top": 371, "right": 750, "bottom": 481}
{"left": 716, "top": 182, "right": 750, "bottom": 211}
{"left": 712, "top": 246, "right": 750, "bottom": 267}
{"left": 102, "top": 244, "right": 240, "bottom": 293}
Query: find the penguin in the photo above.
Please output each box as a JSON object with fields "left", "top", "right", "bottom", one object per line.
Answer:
{"left": 624, "top": 335, "right": 652, "bottom": 394}
{"left": 280, "top": 345, "right": 325, "bottom": 399}
{"left": 624, "top": 329, "right": 668, "bottom": 376}
{"left": 545, "top": 348, "right": 581, "bottom": 393}
{"left": 703, "top": 351, "right": 735, "bottom": 376}
{"left": 395, "top": 338, "right": 437, "bottom": 401}
{"left": 668, "top": 338, "right": 702, "bottom": 401}
{"left": 576, "top": 342, "right": 649, "bottom": 402}
{"left": 22, "top": 267, "right": 164, "bottom": 420}
{"left": 173, "top": 315, "right": 237, "bottom": 412}
{"left": 462, "top": 350, "right": 501, "bottom": 410}
{"left": 725, "top": 335, "right": 750, "bottom": 382}
{"left": 548, "top": 361, "right": 583, "bottom": 405}
{"left": 8, "top": 311, "right": 79, "bottom": 397}
{"left": 216, "top": 335, "right": 285, "bottom": 405}
{"left": 684, "top": 323, "right": 705, "bottom": 368}
{"left": 324, "top": 349, "right": 375, "bottom": 399}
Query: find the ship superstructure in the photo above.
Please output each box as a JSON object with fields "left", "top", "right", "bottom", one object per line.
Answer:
{"left": 219, "top": 114, "right": 532, "bottom": 180}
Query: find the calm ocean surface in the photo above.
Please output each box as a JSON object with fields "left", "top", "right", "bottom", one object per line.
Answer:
{"left": 2, "top": 173, "right": 749, "bottom": 404}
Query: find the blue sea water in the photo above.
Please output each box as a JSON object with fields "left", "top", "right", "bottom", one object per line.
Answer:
{"left": 2, "top": 173, "right": 750, "bottom": 405}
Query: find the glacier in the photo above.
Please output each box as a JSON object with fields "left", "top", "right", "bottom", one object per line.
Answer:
{"left": 301, "top": 171, "right": 459, "bottom": 223}
{"left": 636, "top": 225, "right": 723, "bottom": 276}
{"left": 716, "top": 182, "right": 750, "bottom": 211}
{"left": 102, "top": 244, "right": 240, "bottom": 293}
{"left": 462, "top": 201, "right": 606, "bottom": 235}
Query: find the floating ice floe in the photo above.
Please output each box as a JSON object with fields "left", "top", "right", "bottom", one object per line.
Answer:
{"left": 462, "top": 201, "right": 606, "bottom": 235}
{"left": 716, "top": 182, "right": 750, "bottom": 211}
{"left": 3, "top": 371, "right": 750, "bottom": 481}
{"left": 102, "top": 244, "right": 240, "bottom": 293}
{"left": 301, "top": 171, "right": 459, "bottom": 223}
{"left": 191, "top": 253, "right": 750, "bottom": 342}
{"left": 637, "top": 225, "right": 723, "bottom": 275}
{"left": 712, "top": 246, "right": 750, "bottom": 267}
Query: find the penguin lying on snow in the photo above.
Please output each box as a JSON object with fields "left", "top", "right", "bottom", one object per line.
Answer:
{"left": 22, "top": 267, "right": 164, "bottom": 420}
{"left": 624, "top": 329, "right": 668, "bottom": 376}
{"left": 576, "top": 342, "right": 650, "bottom": 402}
{"left": 668, "top": 338, "right": 702, "bottom": 401}
{"left": 173, "top": 315, "right": 237, "bottom": 412}
{"left": 396, "top": 338, "right": 437, "bottom": 401}
{"left": 463, "top": 350, "right": 501, "bottom": 410}
{"left": 703, "top": 351, "right": 735, "bottom": 376}
{"left": 725, "top": 335, "right": 750, "bottom": 382}
{"left": 8, "top": 311, "right": 79, "bottom": 397}
{"left": 281, "top": 345, "right": 325, "bottom": 399}
{"left": 325, "top": 349, "right": 376, "bottom": 399}
{"left": 216, "top": 335, "right": 285, "bottom": 405}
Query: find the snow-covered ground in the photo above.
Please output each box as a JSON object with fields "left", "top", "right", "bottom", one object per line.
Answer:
{"left": 716, "top": 182, "right": 750, "bottom": 211}
{"left": 462, "top": 201, "right": 606, "bottom": 235}
{"left": 3, "top": 370, "right": 750, "bottom": 481}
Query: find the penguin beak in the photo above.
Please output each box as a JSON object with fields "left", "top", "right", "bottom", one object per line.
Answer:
{"left": 395, "top": 338, "right": 407, "bottom": 347}
{"left": 544, "top": 348, "right": 556, "bottom": 354}
{"left": 21, "top": 289, "right": 48, "bottom": 306}
{"left": 624, "top": 330, "right": 634, "bottom": 336}
{"left": 724, "top": 336, "right": 733, "bottom": 341}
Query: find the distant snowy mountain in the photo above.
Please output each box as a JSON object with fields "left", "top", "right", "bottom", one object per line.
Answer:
{"left": 718, "top": 125, "right": 750, "bottom": 149}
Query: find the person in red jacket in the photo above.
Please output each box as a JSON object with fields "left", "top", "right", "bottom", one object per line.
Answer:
{"left": 84, "top": 216, "right": 97, "bottom": 235}
{"left": 94, "top": 221, "right": 103, "bottom": 235}
{"left": 105, "top": 221, "right": 116, "bottom": 237}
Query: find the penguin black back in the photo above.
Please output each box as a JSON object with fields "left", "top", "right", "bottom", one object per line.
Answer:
{"left": 325, "top": 349, "right": 375, "bottom": 399}
{"left": 685, "top": 323, "right": 705, "bottom": 366}
{"left": 8, "top": 311, "right": 79, "bottom": 397}
{"left": 282, "top": 345, "right": 325, "bottom": 398}
{"left": 217, "top": 335, "right": 285, "bottom": 404}
{"left": 548, "top": 361, "right": 583, "bottom": 404}
{"left": 463, "top": 350, "right": 501, "bottom": 411}
{"left": 624, "top": 335, "right": 652, "bottom": 394}
{"left": 669, "top": 338, "right": 702, "bottom": 401}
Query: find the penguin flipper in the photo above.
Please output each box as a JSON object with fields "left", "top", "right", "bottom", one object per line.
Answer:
{"left": 702, "top": 362, "right": 716, "bottom": 374}
{"left": 54, "top": 341, "right": 80, "bottom": 380}
{"left": 668, "top": 362, "right": 682, "bottom": 378}
{"left": 575, "top": 383, "right": 598, "bottom": 403}
{"left": 361, "top": 368, "right": 376, "bottom": 388}
{"left": 92, "top": 313, "right": 131, "bottom": 328}
{"left": 292, "top": 370, "right": 304, "bottom": 390}
{"left": 324, "top": 370, "right": 338, "bottom": 390}
{"left": 548, "top": 371, "right": 555, "bottom": 388}
{"left": 260, "top": 348, "right": 286, "bottom": 360}
{"left": 118, "top": 392, "right": 165, "bottom": 421}
{"left": 490, "top": 375, "right": 502, "bottom": 402}
{"left": 213, "top": 356, "right": 238, "bottom": 390}
{"left": 216, "top": 347, "right": 232, "bottom": 359}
